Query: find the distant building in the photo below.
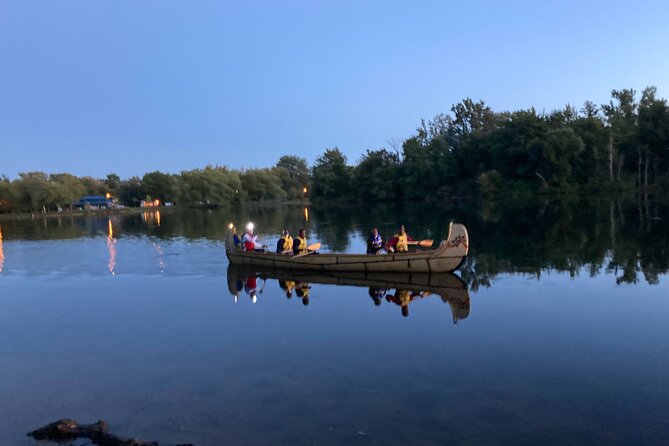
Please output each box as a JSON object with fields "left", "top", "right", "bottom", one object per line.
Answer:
{"left": 75, "top": 195, "right": 115, "bottom": 209}
{"left": 140, "top": 199, "right": 161, "bottom": 208}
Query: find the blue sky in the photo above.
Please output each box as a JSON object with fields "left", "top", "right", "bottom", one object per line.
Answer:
{"left": 1, "top": 0, "right": 668, "bottom": 178}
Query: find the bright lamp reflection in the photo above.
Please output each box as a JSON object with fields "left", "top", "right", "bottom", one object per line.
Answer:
{"left": 107, "top": 219, "right": 116, "bottom": 275}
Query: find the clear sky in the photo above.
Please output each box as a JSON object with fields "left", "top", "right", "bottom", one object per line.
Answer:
{"left": 1, "top": 0, "right": 668, "bottom": 179}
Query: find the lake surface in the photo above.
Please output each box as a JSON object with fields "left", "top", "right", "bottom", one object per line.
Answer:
{"left": 0, "top": 197, "right": 668, "bottom": 446}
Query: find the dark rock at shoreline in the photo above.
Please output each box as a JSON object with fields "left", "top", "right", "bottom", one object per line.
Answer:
{"left": 28, "top": 418, "right": 193, "bottom": 446}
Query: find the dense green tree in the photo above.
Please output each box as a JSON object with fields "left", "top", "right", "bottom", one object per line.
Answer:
{"left": 177, "top": 166, "right": 244, "bottom": 206}
{"left": 536, "top": 128, "right": 585, "bottom": 188}
{"left": 275, "top": 155, "right": 310, "bottom": 199}
{"left": 117, "top": 177, "right": 145, "bottom": 207}
{"left": 311, "top": 148, "right": 353, "bottom": 199}
{"left": 354, "top": 149, "right": 401, "bottom": 201}
{"left": 398, "top": 137, "right": 432, "bottom": 200}
{"left": 0, "top": 176, "right": 14, "bottom": 211}
{"left": 142, "top": 171, "right": 178, "bottom": 203}
{"left": 50, "top": 173, "right": 87, "bottom": 206}
{"left": 240, "top": 168, "right": 287, "bottom": 201}
{"left": 13, "top": 172, "right": 54, "bottom": 211}
{"left": 105, "top": 173, "right": 121, "bottom": 195}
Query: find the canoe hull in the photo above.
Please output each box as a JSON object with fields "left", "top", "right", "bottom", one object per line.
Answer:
{"left": 226, "top": 222, "right": 469, "bottom": 273}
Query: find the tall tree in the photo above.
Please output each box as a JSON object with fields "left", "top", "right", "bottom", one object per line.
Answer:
{"left": 311, "top": 148, "right": 353, "bottom": 199}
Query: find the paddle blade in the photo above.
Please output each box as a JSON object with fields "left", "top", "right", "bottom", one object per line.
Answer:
{"left": 418, "top": 239, "right": 434, "bottom": 247}
{"left": 307, "top": 242, "right": 321, "bottom": 251}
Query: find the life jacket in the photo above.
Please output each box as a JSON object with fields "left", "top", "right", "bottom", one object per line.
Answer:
{"left": 395, "top": 232, "right": 408, "bottom": 252}
{"left": 233, "top": 233, "right": 241, "bottom": 249}
{"left": 295, "top": 236, "right": 307, "bottom": 254}
{"left": 243, "top": 232, "right": 256, "bottom": 251}
{"left": 280, "top": 235, "right": 293, "bottom": 253}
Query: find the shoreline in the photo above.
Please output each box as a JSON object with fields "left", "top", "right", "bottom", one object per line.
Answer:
{"left": 0, "top": 199, "right": 312, "bottom": 221}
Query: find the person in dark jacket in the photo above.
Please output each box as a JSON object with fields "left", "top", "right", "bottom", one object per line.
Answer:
{"left": 366, "top": 228, "right": 384, "bottom": 254}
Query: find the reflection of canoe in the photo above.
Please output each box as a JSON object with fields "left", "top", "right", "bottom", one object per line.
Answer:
{"left": 227, "top": 265, "right": 471, "bottom": 322}
{"left": 226, "top": 222, "right": 469, "bottom": 273}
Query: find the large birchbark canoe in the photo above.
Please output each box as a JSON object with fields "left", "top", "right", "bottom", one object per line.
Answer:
{"left": 226, "top": 222, "right": 469, "bottom": 273}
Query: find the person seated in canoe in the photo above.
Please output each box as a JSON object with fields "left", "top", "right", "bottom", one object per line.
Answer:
{"left": 385, "top": 225, "right": 414, "bottom": 253}
{"left": 242, "top": 223, "right": 266, "bottom": 252}
{"left": 231, "top": 226, "right": 242, "bottom": 250}
{"left": 276, "top": 229, "right": 293, "bottom": 254}
{"left": 293, "top": 228, "right": 309, "bottom": 255}
{"left": 366, "top": 228, "right": 384, "bottom": 254}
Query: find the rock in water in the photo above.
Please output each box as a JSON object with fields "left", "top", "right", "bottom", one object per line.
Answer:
{"left": 27, "top": 418, "right": 193, "bottom": 446}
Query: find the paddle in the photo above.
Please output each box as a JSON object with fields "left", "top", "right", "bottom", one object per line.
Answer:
{"left": 407, "top": 239, "right": 434, "bottom": 247}
{"left": 293, "top": 242, "right": 322, "bottom": 258}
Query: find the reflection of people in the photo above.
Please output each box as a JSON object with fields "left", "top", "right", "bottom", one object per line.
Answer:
{"left": 368, "top": 287, "right": 386, "bottom": 306}
{"left": 386, "top": 225, "right": 414, "bottom": 253}
{"left": 243, "top": 273, "right": 265, "bottom": 303}
{"left": 366, "top": 228, "right": 384, "bottom": 254}
{"left": 279, "top": 279, "right": 296, "bottom": 298}
{"left": 276, "top": 229, "right": 293, "bottom": 254}
{"left": 295, "top": 282, "right": 311, "bottom": 306}
{"left": 233, "top": 278, "right": 243, "bottom": 303}
{"left": 386, "top": 289, "right": 423, "bottom": 317}
{"left": 293, "top": 229, "right": 308, "bottom": 255}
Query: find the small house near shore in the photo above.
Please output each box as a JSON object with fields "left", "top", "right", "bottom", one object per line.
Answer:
{"left": 74, "top": 195, "right": 116, "bottom": 209}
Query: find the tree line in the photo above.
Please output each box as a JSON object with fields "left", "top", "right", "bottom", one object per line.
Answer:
{"left": 1, "top": 86, "right": 667, "bottom": 212}
{"left": 311, "top": 86, "right": 669, "bottom": 201}
{"left": 0, "top": 156, "right": 310, "bottom": 212}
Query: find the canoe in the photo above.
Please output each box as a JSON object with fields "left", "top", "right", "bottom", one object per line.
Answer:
{"left": 227, "top": 265, "right": 470, "bottom": 322}
{"left": 226, "top": 222, "right": 469, "bottom": 273}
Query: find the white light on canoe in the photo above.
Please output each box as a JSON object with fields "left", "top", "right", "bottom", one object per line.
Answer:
{"left": 246, "top": 222, "right": 254, "bottom": 232}
{"left": 228, "top": 223, "right": 234, "bottom": 229}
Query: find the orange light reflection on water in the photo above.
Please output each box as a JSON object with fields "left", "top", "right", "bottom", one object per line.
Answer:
{"left": 304, "top": 207, "right": 309, "bottom": 222}
{"left": 143, "top": 211, "right": 161, "bottom": 226}
{"left": 107, "top": 219, "right": 116, "bottom": 275}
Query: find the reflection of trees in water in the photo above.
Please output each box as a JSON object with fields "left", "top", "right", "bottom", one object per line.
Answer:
{"left": 311, "top": 195, "right": 669, "bottom": 286}
{"left": 2, "top": 195, "right": 667, "bottom": 285}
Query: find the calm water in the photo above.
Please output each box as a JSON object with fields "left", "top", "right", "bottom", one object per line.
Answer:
{"left": 0, "top": 197, "right": 668, "bottom": 446}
